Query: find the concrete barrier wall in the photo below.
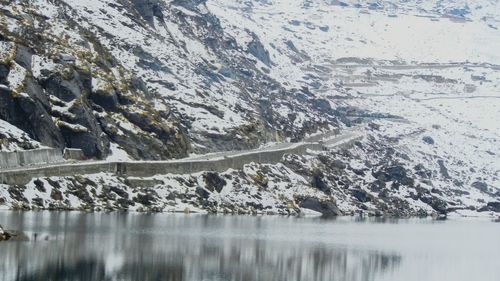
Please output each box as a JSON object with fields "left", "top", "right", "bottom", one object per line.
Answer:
{"left": 0, "top": 162, "right": 117, "bottom": 185}
{"left": 0, "top": 152, "right": 19, "bottom": 169}
{"left": 0, "top": 148, "right": 63, "bottom": 169}
{"left": 63, "top": 148, "right": 85, "bottom": 161}
{"left": 304, "top": 129, "right": 340, "bottom": 143}
{"left": 0, "top": 135, "right": 362, "bottom": 185}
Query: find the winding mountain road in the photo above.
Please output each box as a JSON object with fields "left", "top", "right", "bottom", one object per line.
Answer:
{"left": 0, "top": 130, "right": 363, "bottom": 185}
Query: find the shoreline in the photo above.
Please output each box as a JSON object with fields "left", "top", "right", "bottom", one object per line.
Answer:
{"left": 0, "top": 208, "right": 498, "bottom": 220}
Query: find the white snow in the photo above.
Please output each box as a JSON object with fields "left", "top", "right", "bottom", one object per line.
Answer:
{"left": 6, "top": 62, "right": 27, "bottom": 92}
{"left": 0, "top": 0, "right": 498, "bottom": 216}
{"left": 0, "top": 120, "right": 41, "bottom": 152}
{"left": 31, "top": 55, "right": 58, "bottom": 79}
{"left": 106, "top": 143, "right": 132, "bottom": 161}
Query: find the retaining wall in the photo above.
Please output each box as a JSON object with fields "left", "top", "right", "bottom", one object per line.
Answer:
{"left": 63, "top": 148, "right": 85, "bottom": 161}
{"left": 304, "top": 129, "right": 341, "bottom": 143}
{"left": 0, "top": 162, "right": 117, "bottom": 186}
{"left": 0, "top": 148, "right": 63, "bottom": 169}
{"left": 0, "top": 135, "right": 362, "bottom": 186}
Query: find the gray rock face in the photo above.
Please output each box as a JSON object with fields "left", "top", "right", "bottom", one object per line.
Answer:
{"left": 437, "top": 160, "right": 451, "bottom": 179}
{"left": 372, "top": 165, "right": 414, "bottom": 187}
{"left": 88, "top": 89, "right": 119, "bottom": 111}
{"left": 14, "top": 45, "right": 33, "bottom": 71}
{"left": 247, "top": 32, "right": 272, "bottom": 66}
{"left": 298, "top": 196, "right": 343, "bottom": 216}
{"left": 0, "top": 65, "right": 10, "bottom": 85}
{"left": 351, "top": 189, "right": 371, "bottom": 203}
{"left": 131, "top": 0, "right": 164, "bottom": 25}
{"left": 172, "top": 0, "right": 208, "bottom": 10}
{"left": 30, "top": 67, "right": 109, "bottom": 157}
{"left": 0, "top": 85, "right": 65, "bottom": 149}
{"left": 61, "top": 103, "right": 110, "bottom": 158}
{"left": 0, "top": 0, "right": 341, "bottom": 159}
{"left": 472, "top": 181, "right": 488, "bottom": 193}
{"left": 195, "top": 186, "right": 211, "bottom": 199}
{"left": 0, "top": 11, "right": 190, "bottom": 159}
{"left": 486, "top": 202, "right": 500, "bottom": 212}
{"left": 311, "top": 171, "right": 330, "bottom": 194}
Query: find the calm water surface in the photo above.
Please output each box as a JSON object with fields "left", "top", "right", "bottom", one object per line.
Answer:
{"left": 0, "top": 211, "right": 499, "bottom": 281}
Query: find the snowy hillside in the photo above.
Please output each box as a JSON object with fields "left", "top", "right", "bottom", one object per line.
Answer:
{"left": 1, "top": 0, "right": 344, "bottom": 159}
{"left": 0, "top": 0, "right": 498, "bottom": 217}
{"left": 204, "top": 0, "right": 500, "bottom": 216}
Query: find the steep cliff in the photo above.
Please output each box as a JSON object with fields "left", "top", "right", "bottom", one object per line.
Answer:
{"left": 0, "top": 0, "right": 339, "bottom": 159}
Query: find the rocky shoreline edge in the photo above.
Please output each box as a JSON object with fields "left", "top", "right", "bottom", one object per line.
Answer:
{"left": 0, "top": 227, "right": 28, "bottom": 242}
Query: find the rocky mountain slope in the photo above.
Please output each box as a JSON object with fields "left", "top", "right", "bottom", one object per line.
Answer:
{"left": 0, "top": 0, "right": 339, "bottom": 159}
{"left": 0, "top": 0, "right": 499, "bottom": 217}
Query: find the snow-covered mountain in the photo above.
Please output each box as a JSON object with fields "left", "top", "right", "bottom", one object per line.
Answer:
{"left": 1, "top": 0, "right": 341, "bottom": 159}
{"left": 0, "top": 0, "right": 499, "bottom": 217}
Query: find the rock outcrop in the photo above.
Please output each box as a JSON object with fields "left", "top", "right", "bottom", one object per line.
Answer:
{"left": 0, "top": 0, "right": 342, "bottom": 159}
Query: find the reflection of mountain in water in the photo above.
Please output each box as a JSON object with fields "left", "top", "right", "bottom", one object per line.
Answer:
{"left": 2, "top": 238, "right": 400, "bottom": 281}
{"left": 0, "top": 213, "right": 403, "bottom": 281}
{"left": 11, "top": 258, "right": 184, "bottom": 281}
{"left": 2, "top": 212, "right": 500, "bottom": 281}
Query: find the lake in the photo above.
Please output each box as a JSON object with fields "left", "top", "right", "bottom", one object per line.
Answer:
{"left": 0, "top": 212, "right": 499, "bottom": 281}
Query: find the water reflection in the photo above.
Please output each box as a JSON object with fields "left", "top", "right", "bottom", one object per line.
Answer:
{"left": 0, "top": 212, "right": 401, "bottom": 281}
{"left": 2, "top": 241, "right": 400, "bottom": 281}
{"left": 2, "top": 212, "right": 499, "bottom": 281}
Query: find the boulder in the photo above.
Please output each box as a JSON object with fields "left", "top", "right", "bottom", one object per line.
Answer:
{"left": 134, "top": 191, "right": 158, "bottom": 206}
{"left": 0, "top": 227, "right": 29, "bottom": 242}
{"left": 298, "top": 196, "right": 342, "bottom": 217}
{"left": 311, "top": 170, "right": 330, "bottom": 194}
{"left": 0, "top": 230, "right": 12, "bottom": 241}
{"left": 420, "top": 195, "right": 448, "bottom": 214}
{"left": 203, "top": 172, "right": 226, "bottom": 193}
{"left": 422, "top": 136, "right": 435, "bottom": 145}
{"left": 372, "top": 164, "right": 414, "bottom": 186}
{"left": 351, "top": 189, "right": 371, "bottom": 203}
{"left": 196, "top": 186, "right": 210, "bottom": 199}
{"left": 486, "top": 202, "right": 500, "bottom": 212}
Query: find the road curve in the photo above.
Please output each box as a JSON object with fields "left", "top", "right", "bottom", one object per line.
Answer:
{"left": 0, "top": 131, "right": 363, "bottom": 185}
